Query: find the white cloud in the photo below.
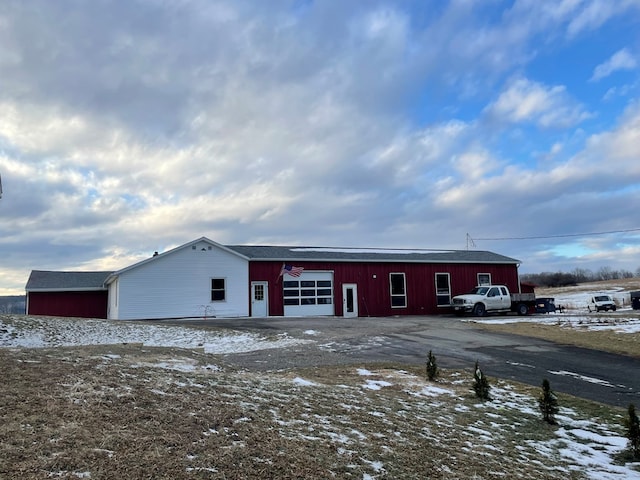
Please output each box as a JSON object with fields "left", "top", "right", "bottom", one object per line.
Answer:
{"left": 591, "top": 48, "right": 638, "bottom": 81}
{"left": 484, "top": 77, "right": 590, "bottom": 128}
{"left": 451, "top": 150, "right": 500, "bottom": 181}
{"left": 1, "top": 1, "right": 640, "bottom": 293}
{"left": 581, "top": 100, "right": 640, "bottom": 170}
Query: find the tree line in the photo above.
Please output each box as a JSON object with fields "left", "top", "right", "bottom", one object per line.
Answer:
{"left": 0, "top": 296, "right": 26, "bottom": 314}
{"left": 520, "top": 267, "right": 640, "bottom": 288}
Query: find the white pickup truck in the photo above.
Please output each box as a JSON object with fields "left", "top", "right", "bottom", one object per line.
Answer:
{"left": 587, "top": 295, "right": 617, "bottom": 312}
{"left": 451, "top": 285, "right": 535, "bottom": 316}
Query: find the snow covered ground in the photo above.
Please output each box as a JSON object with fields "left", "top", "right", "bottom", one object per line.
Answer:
{"left": 472, "top": 288, "right": 640, "bottom": 334}
{"left": 0, "top": 314, "right": 311, "bottom": 352}
{"left": 1, "top": 312, "right": 639, "bottom": 478}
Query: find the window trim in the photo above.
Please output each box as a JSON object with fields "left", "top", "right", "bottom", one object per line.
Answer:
{"left": 477, "top": 273, "right": 491, "bottom": 286}
{"left": 389, "top": 272, "right": 407, "bottom": 308}
{"left": 210, "top": 278, "right": 226, "bottom": 302}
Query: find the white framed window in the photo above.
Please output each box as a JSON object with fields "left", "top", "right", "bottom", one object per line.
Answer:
{"left": 477, "top": 273, "right": 491, "bottom": 286}
{"left": 211, "top": 278, "right": 226, "bottom": 302}
{"left": 283, "top": 279, "right": 333, "bottom": 306}
{"left": 435, "top": 273, "right": 451, "bottom": 306}
{"left": 254, "top": 284, "right": 264, "bottom": 301}
{"left": 389, "top": 273, "right": 407, "bottom": 308}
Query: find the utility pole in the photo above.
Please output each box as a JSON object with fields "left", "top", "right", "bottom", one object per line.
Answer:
{"left": 466, "top": 233, "right": 476, "bottom": 250}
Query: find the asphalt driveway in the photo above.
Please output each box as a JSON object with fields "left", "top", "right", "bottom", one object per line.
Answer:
{"left": 164, "top": 315, "right": 640, "bottom": 408}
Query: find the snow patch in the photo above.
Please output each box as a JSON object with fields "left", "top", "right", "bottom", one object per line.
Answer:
{"left": 293, "top": 377, "right": 317, "bottom": 386}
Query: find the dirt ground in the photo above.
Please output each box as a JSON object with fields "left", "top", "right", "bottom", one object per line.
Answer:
{"left": 0, "top": 343, "right": 628, "bottom": 480}
{"left": 2, "top": 280, "right": 640, "bottom": 479}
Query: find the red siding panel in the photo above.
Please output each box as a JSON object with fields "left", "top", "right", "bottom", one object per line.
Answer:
{"left": 249, "top": 261, "right": 519, "bottom": 317}
{"left": 27, "top": 291, "right": 109, "bottom": 319}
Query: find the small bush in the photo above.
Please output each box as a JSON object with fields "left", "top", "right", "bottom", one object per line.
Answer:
{"left": 473, "top": 361, "right": 490, "bottom": 400}
{"left": 426, "top": 350, "right": 438, "bottom": 381}
{"left": 626, "top": 404, "right": 640, "bottom": 459}
{"left": 538, "top": 379, "right": 559, "bottom": 424}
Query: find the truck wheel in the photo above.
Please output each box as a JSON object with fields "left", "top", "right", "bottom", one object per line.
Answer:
{"left": 473, "top": 303, "right": 486, "bottom": 317}
{"left": 612, "top": 305, "right": 617, "bottom": 311}
{"left": 516, "top": 303, "right": 528, "bottom": 316}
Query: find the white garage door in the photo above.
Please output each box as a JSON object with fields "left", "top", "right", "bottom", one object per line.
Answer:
{"left": 283, "top": 271, "right": 334, "bottom": 317}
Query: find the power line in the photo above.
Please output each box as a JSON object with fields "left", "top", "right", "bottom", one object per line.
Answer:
{"left": 472, "top": 227, "right": 640, "bottom": 242}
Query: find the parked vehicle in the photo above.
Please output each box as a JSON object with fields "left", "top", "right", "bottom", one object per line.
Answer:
{"left": 631, "top": 291, "right": 640, "bottom": 310}
{"left": 451, "top": 285, "right": 536, "bottom": 316}
{"left": 587, "top": 295, "right": 616, "bottom": 312}
{"left": 535, "top": 297, "right": 556, "bottom": 314}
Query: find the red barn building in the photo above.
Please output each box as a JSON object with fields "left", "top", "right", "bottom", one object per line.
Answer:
{"left": 26, "top": 271, "right": 112, "bottom": 319}
{"left": 26, "top": 237, "right": 523, "bottom": 320}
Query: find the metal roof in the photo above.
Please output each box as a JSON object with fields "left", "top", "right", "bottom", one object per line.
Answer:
{"left": 26, "top": 270, "right": 113, "bottom": 292}
{"left": 226, "top": 245, "right": 520, "bottom": 264}
{"left": 26, "top": 240, "right": 520, "bottom": 292}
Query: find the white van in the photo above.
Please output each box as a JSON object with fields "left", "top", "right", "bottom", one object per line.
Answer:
{"left": 587, "top": 295, "right": 616, "bottom": 312}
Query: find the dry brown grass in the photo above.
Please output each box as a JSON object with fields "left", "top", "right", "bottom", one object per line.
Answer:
{"left": 475, "top": 280, "right": 640, "bottom": 358}
{"left": 0, "top": 344, "right": 611, "bottom": 480}
{"left": 536, "top": 278, "right": 640, "bottom": 296}
{"left": 476, "top": 321, "right": 640, "bottom": 358}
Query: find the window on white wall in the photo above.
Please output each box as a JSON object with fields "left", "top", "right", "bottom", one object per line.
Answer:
{"left": 211, "top": 278, "right": 226, "bottom": 301}
{"left": 389, "top": 273, "right": 407, "bottom": 308}
{"left": 477, "top": 273, "right": 491, "bottom": 286}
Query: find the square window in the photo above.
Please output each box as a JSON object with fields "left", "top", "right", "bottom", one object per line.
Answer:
{"left": 211, "top": 278, "right": 226, "bottom": 302}
{"left": 254, "top": 285, "right": 264, "bottom": 301}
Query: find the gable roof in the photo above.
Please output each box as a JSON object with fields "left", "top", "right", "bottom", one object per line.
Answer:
{"left": 28, "top": 239, "right": 520, "bottom": 293}
{"left": 226, "top": 245, "right": 520, "bottom": 265}
{"left": 26, "top": 270, "right": 113, "bottom": 292}
{"left": 104, "top": 237, "right": 249, "bottom": 284}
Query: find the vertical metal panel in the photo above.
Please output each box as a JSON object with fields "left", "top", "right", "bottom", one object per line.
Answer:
{"left": 27, "top": 291, "right": 108, "bottom": 318}
{"left": 249, "top": 261, "right": 520, "bottom": 317}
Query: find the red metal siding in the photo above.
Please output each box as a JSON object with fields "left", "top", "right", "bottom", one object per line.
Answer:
{"left": 520, "top": 282, "right": 536, "bottom": 294}
{"left": 249, "top": 261, "right": 519, "bottom": 317}
{"left": 27, "top": 291, "right": 109, "bottom": 319}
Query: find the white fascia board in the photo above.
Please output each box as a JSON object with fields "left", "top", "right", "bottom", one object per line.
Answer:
{"left": 107, "top": 236, "right": 250, "bottom": 281}
{"left": 26, "top": 287, "right": 107, "bottom": 293}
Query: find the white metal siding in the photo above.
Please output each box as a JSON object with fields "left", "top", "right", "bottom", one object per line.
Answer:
{"left": 108, "top": 278, "right": 119, "bottom": 319}
{"left": 112, "top": 241, "right": 249, "bottom": 320}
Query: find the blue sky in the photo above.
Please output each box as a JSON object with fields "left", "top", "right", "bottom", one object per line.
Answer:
{"left": 1, "top": 0, "right": 640, "bottom": 295}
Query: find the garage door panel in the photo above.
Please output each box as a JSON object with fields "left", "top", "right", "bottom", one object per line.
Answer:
{"left": 283, "top": 271, "right": 334, "bottom": 316}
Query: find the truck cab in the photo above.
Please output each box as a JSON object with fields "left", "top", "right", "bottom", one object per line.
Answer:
{"left": 452, "top": 285, "right": 512, "bottom": 316}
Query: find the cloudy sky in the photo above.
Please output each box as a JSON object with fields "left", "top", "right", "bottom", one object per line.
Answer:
{"left": 1, "top": 0, "right": 640, "bottom": 295}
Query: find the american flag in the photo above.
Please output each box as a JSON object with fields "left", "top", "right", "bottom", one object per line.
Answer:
{"left": 280, "top": 263, "right": 304, "bottom": 277}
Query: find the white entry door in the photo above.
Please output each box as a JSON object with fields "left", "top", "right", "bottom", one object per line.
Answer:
{"left": 251, "top": 282, "right": 268, "bottom": 317}
{"left": 342, "top": 283, "right": 358, "bottom": 318}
